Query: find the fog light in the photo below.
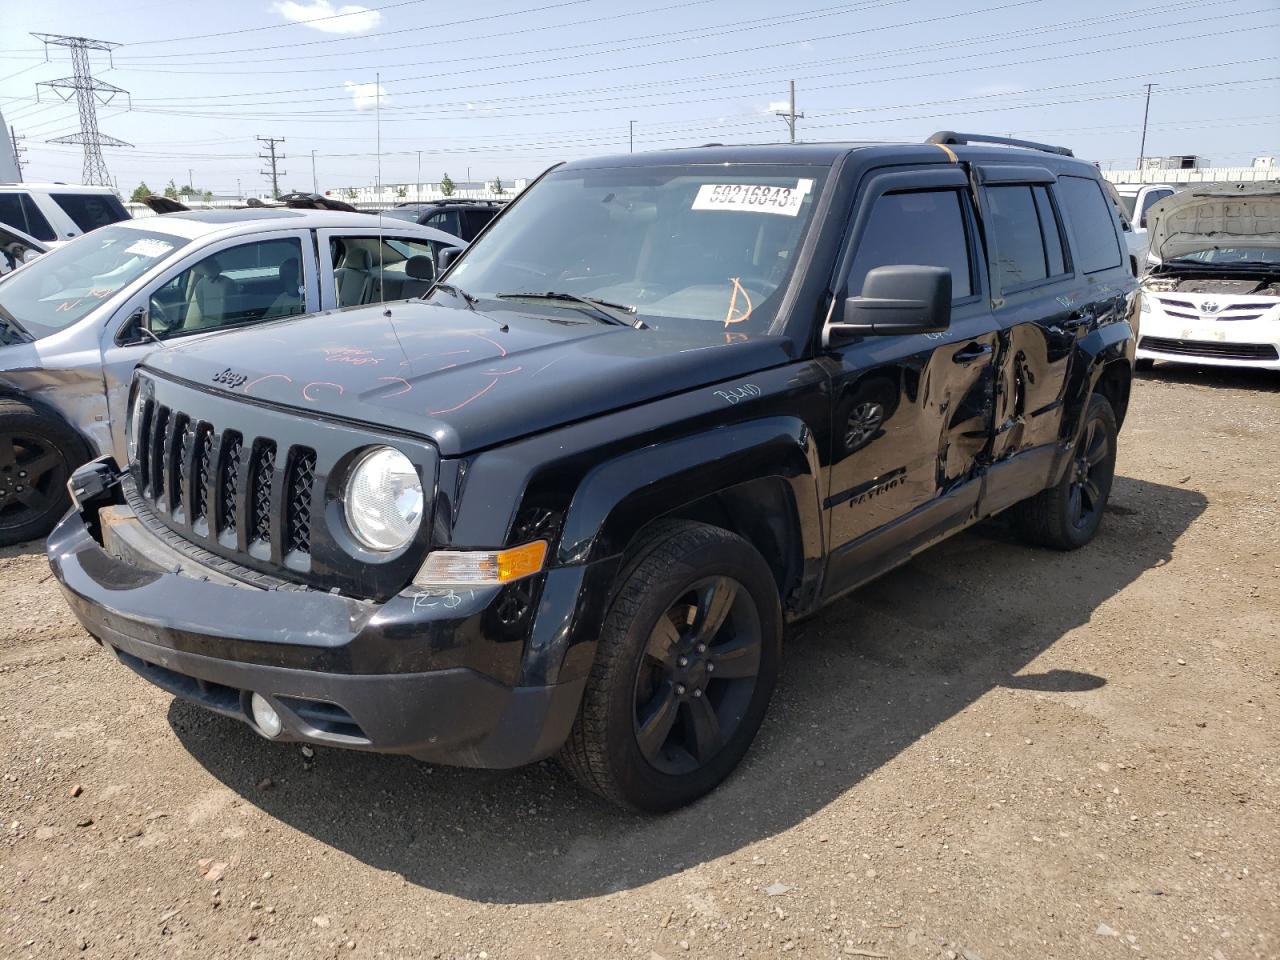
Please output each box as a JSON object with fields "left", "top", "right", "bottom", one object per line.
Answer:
{"left": 250, "top": 693, "right": 283, "bottom": 738}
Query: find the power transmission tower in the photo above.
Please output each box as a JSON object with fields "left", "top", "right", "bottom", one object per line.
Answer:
{"left": 257, "top": 136, "right": 286, "bottom": 199}
{"left": 9, "top": 126, "right": 26, "bottom": 179}
{"left": 32, "top": 33, "right": 131, "bottom": 187}
{"left": 775, "top": 79, "right": 804, "bottom": 143}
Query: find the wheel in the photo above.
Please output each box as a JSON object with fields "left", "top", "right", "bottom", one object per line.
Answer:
{"left": 1011, "top": 393, "right": 1118, "bottom": 551}
{"left": 559, "top": 520, "right": 782, "bottom": 812}
{"left": 0, "top": 398, "right": 87, "bottom": 547}
{"left": 1134, "top": 357, "right": 1155, "bottom": 372}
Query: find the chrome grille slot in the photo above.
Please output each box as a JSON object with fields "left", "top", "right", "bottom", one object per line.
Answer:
{"left": 217, "top": 432, "right": 243, "bottom": 540}
{"left": 171, "top": 415, "right": 193, "bottom": 523}
{"left": 148, "top": 405, "right": 170, "bottom": 508}
{"left": 248, "top": 440, "right": 277, "bottom": 554}
{"left": 192, "top": 425, "right": 214, "bottom": 531}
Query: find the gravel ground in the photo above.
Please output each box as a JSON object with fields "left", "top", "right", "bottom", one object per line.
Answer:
{"left": 1, "top": 365, "right": 1277, "bottom": 960}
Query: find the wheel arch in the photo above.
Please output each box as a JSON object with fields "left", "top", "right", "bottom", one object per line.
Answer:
{"left": 0, "top": 384, "right": 93, "bottom": 459}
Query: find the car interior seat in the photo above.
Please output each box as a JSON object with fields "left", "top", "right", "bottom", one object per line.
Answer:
{"left": 334, "top": 246, "right": 375, "bottom": 306}
{"left": 263, "top": 257, "right": 303, "bottom": 319}
{"left": 183, "top": 257, "right": 237, "bottom": 330}
{"left": 399, "top": 255, "right": 436, "bottom": 299}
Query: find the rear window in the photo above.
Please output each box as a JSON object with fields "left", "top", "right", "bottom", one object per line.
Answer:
{"left": 0, "top": 193, "right": 56, "bottom": 242}
{"left": 50, "top": 193, "right": 130, "bottom": 232}
{"left": 1057, "top": 176, "right": 1124, "bottom": 274}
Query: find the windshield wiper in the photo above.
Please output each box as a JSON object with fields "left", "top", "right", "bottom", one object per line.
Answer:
{"left": 496, "top": 291, "right": 646, "bottom": 329}
{"left": 431, "top": 281, "right": 478, "bottom": 310}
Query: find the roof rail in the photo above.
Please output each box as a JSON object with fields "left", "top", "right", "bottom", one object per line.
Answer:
{"left": 926, "top": 131, "right": 1074, "bottom": 158}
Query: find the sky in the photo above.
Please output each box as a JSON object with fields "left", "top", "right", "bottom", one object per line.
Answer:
{"left": 1, "top": 0, "right": 1277, "bottom": 196}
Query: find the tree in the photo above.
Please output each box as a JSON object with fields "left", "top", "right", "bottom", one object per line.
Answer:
{"left": 439, "top": 173, "right": 455, "bottom": 197}
{"left": 202, "top": 190, "right": 213, "bottom": 202}
{"left": 492, "top": 176, "right": 505, "bottom": 196}
{"left": 130, "top": 182, "right": 152, "bottom": 202}
{"left": 163, "top": 179, "right": 179, "bottom": 199}
{"left": 178, "top": 184, "right": 196, "bottom": 197}
{"left": 395, "top": 185, "right": 407, "bottom": 199}
{"left": 343, "top": 187, "right": 358, "bottom": 199}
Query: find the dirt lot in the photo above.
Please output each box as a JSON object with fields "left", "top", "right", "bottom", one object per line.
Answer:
{"left": 1, "top": 365, "right": 1277, "bottom": 960}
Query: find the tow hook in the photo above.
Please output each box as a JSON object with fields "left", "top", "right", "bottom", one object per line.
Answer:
{"left": 68, "top": 456, "right": 123, "bottom": 511}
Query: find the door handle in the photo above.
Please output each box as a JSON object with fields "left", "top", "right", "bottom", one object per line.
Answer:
{"left": 1063, "top": 311, "right": 1095, "bottom": 330}
{"left": 952, "top": 341, "right": 992, "bottom": 363}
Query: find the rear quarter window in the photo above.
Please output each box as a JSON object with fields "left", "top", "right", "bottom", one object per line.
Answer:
{"left": 1057, "top": 176, "right": 1124, "bottom": 274}
{"left": 50, "top": 193, "right": 130, "bottom": 232}
{"left": 0, "top": 193, "right": 56, "bottom": 242}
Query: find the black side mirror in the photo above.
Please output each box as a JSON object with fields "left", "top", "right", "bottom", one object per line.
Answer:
{"left": 824, "top": 265, "right": 952, "bottom": 346}
{"left": 437, "top": 245, "right": 464, "bottom": 273}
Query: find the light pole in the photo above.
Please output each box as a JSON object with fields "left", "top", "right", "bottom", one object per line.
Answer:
{"left": 236, "top": 177, "right": 241, "bottom": 200}
{"left": 630, "top": 120, "right": 635, "bottom": 153}
{"left": 311, "top": 149, "right": 317, "bottom": 193}
{"left": 416, "top": 150, "right": 422, "bottom": 200}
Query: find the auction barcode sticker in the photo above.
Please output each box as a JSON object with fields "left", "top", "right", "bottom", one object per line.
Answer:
{"left": 123, "top": 238, "right": 176, "bottom": 258}
{"left": 691, "top": 179, "right": 813, "bottom": 216}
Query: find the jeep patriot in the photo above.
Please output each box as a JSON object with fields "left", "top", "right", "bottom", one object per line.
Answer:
{"left": 48, "top": 133, "right": 1137, "bottom": 811}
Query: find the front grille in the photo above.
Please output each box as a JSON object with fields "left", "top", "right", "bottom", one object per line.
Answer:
{"left": 1140, "top": 336, "right": 1279, "bottom": 361}
{"left": 139, "top": 406, "right": 316, "bottom": 564}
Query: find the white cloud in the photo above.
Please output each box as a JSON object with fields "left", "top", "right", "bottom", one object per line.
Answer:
{"left": 276, "top": 0, "right": 382, "bottom": 34}
{"left": 344, "top": 80, "right": 389, "bottom": 111}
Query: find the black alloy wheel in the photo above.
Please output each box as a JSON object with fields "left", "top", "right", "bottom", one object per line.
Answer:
{"left": 1068, "top": 413, "right": 1113, "bottom": 532}
{"left": 0, "top": 398, "right": 85, "bottom": 547}
{"left": 844, "top": 400, "right": 885, "bottom": 452}
{"left": 632, "top": 575, "right": 762, "bottom": 776}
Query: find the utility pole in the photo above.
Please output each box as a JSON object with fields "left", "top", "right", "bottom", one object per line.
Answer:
{"left": 236, "top": 177, "right": 241, "bottom": 200}
{"left": 1137, "top": 83, "right": 1156, "bottom": 172}
{"left": 375, "top": 72, "right": 382, "bottom": 197}
{"left": 187, "top": 167, "right": 192, "bottom": 194}
{"left": 416, "top": 150, "right": 422, "bottom": 199}
{"left": 311, "top": 149, "right": 317, "bottom": 193}
{"left": 257, "top": 135, "right": 285, "bottom": 199}
{"left": 629, "top": 120, "right": 635, "bottom": 153}
{"left": 33, "top": 33, "right": 131, "bottom": 186}
{"left": 775, "top": 79, "right": 804, "bottom": 144}
{"left": 9, "top": 125, "right": 26, "bottom": 179}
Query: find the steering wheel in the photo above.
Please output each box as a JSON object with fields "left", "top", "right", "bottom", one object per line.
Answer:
{"left": 147, "top": 299, "right": 177, "bottom": 336}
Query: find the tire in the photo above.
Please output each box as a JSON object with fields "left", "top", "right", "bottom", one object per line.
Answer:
{"left": 1011, "top": 393, "right": 1118, "bottom": 551}
{"left": 0, "top": 398, "right": 87, "bottom": 547}
{"left": 559, "top": 520, "right": 782, "bottom": 812}
{"left": 1134, "top": 357, "right": 1155, "bottom": 372}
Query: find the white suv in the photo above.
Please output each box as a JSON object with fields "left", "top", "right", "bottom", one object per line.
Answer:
{"left": 0, "top": 183, "right": 130, "bottom": 246}
{"left": 1112, "top": 183, "right": 1176, "bottom": 264}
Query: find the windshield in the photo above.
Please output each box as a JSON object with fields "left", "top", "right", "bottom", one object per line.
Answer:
{"left": 1165, "top": 244, "right": 1280, "bottom": 266}
{"left": 447, "top": 164, "right": 828, "bottom": 333}
{"left": 1117, "top": 195, "right": 1138, "bottom": 219}
{"left": 0, "top": 224, "right": 188, "bottom": 339}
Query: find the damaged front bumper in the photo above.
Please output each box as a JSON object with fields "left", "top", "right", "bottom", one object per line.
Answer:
{"left": 46, "top": 464, "right": 586, "bottom": 768}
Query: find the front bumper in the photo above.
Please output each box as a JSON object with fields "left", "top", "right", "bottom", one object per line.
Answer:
{"left": 47, "top": 505, "right": 587, "bottom": 768}
{"left": 1137, "top": 302, "right": 1280, "bottom": 368}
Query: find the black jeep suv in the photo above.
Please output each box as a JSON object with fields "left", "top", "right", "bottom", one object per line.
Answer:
{"left": 382, "top": 198, "right": 505, "bottom": 242}
{"left": 49, "top": 134, "right": 1136, "bottom": 811}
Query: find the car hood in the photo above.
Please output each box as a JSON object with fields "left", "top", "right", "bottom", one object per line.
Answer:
{"left": 140, "top": 299, "right": 794, "bottom": 456}
{"left": 1147, "top": 181, "right": 1280, "bottom": 260}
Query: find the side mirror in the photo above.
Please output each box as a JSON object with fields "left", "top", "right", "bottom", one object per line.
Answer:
{"left": 437, "top": 245, "right": 464, "bottom": 273}
{"left": 824, "top": 265, "right": 951, "bottom": 346}
{"left": 119, "top": 306, "right": 161, "bottom": 346}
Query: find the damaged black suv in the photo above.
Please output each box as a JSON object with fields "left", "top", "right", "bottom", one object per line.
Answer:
{"left": 49, "top": 134, "right": 1136, "bottom": 811}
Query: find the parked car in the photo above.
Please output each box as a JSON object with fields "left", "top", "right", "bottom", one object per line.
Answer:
{"left": 1137, "top": 181, "right": 1280, "bottom": 370}
{"left": 1111, "top": 182, "right": 1177, "bottom": 267}
{"left": 381, "top": 198, "right": 505, "bottom": 241}
{"left": 0, "top": 221, "right": 47, "bottom": 276}
{"left": 0, "top": 208, "right": 462, "bottom": 545}
{"left": 0, "top": 183, "right": 130, "bottom": 246}
{"left": 49, "top": 133, "right": 1136, "bottom": 811}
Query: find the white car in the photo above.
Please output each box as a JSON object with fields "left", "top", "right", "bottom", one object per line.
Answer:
{"left": 0, "top": 208, "right": 463, "bottom": 544}
{"left": 0, "top": 182, "right": 131, "bottom": 246}
{"left": 1137, "top": 182, "right": 1280, "bottom": 371}
{"left": 1112, "top": 183, "right": 1176, "bottom": 269}
{"left": 0, "top": 221, "right": 47, "bottom": 275}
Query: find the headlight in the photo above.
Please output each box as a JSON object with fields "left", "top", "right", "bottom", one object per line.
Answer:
{"left": 127, "top": 390, "right": 147, "bottom": 462}
{"left": 344, "top": 447, "right": 423, "bottom": 552}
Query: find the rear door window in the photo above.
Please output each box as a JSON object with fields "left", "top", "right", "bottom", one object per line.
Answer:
{"left": 1057, "top": 175, "right": 1124, "bottom": 274}
{"left": 847, "top": 189, "right": 973, "bottom": 300}
{"left": 986, "top": 185, "right": 1049, "bottom": 290}
{"left": 1034, "top": 186, "right": 1068, "bottom": 277}
{"left": 50, "top": 193, "right": 130, "bottom": 232}
{"left": 0, "top": 193, "right": 56, "bottom": 242}
{"left": 1138, "top": 188, "right": 1173, "bottom": 228}
{"left": 423, "top": 208, "right": 462, "bottom": 238}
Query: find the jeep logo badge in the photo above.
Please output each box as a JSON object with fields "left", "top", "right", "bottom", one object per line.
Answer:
{"left": 211, "top": 367, "right": 248, "bottom": 390}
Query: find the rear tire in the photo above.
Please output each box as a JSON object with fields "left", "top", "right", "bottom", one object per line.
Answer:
{"left": 0, "top": 398, "right": 86, "bottom": 547}
{"left": 559, "top": 520, "right": 782, "bottom": 812}
{"left": 1011, "top": 392, "right": 1118, "bottom": 551}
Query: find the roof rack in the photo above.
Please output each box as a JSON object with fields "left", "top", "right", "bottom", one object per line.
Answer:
{"left": 393, "top": 198, "right": 505, "bottom": 207}
{"left": 926, "top": 131, "right": 1074, "bottom": 158}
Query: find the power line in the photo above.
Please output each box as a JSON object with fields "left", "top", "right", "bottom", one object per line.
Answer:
{"left": 257, "top": 135, "right": 285, "bottom": 199}
{"left": 32, "top": 33, "right": 132, "bottom": 186}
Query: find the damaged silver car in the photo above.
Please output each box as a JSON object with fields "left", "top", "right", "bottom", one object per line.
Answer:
{"left": 0, "top": 209, "right": 463, "bottom": 545}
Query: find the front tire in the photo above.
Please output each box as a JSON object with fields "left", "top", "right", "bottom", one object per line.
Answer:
{"left": 0, "top": 398, "right": 87, "bottom": 547}
{"left": 1134, "top": 357, "right": 1155, "bottom": 372}
{"left": 559, "top": 521, "right": 782, "bottom": 812}
{"left": 1011, "top": 393, "right": 1118, "bottom": 551}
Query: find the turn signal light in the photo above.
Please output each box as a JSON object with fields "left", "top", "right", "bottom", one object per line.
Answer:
{"left": 412, "top": 540, "right": 548, "bottom": 587}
